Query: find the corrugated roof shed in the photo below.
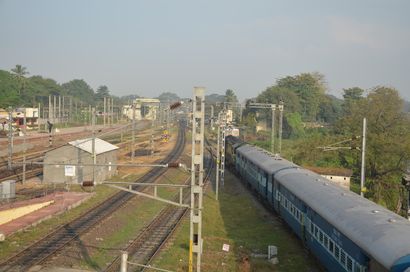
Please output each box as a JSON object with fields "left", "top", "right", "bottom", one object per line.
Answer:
{"left": 68, "top": 138, "right": 119, "bottom": 155}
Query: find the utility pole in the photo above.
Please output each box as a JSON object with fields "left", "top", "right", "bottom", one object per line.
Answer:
{"left": 360, "top": 118, "right": 367, "bottom": 197}
{"left": 53, "top": 95, "right": 57, "bottom": 124}
{"left": 278, "top": 101, "right": 284, "bottom": 154}
{"left": 58, "top": 95, "right": 61, "bottom": 123}
{"left": 131, "top": 103, "right": 136, "bottom": 161}
{"left": 7, "top": 107, "right": 13, "bottom": 171}
{"left": 62, "top": 96, "right": 66, "bottom": 126}
{"left": 219, "top": 111, "right": 227, "bottom": 188}
{"left": 216, "top": 113, "right": 220, "bottom": 201}
{"left": 22, "top": 109, "right": 27, "bottom": 183}
{"left": 92, "top": 107, "right": 96, "bottom": 183}
{"left": 216, "top": 110, "right": 227, "bottom": 200}
{"left": 111, "top": 97, "right": 114, "bottom": 126}
{"left": 210, "top": 105, "right": 214, "bottom": 129}
{"left": 103, "top": 97, "right": 106, "bottom": 127}
{"left": 38, "top": 102, "right": 41, "bottom": 131}
{"left": 189, "top": 87, "right": 205, "bottom": 272}
{"left": 271, "top": 106, "right": 275, "bottom": 154}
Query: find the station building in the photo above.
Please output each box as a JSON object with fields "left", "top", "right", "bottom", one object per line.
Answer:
{"left": 305, "top": 166, "right": 352, "bottom": 190}
{"left": 43, "top": 138, "right": 119, "bottom": 184}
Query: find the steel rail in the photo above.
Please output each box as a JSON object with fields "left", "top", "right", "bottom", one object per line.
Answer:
{"left": 0, "top": 125, "right": 186, "bottom": 272}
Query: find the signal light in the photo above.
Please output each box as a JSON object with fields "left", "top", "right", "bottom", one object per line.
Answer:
{"left": 170, "top": 101, "right": 184, "bottom": 110}
{"left": 82, "top": 181, "right": 95, "bottom": 187}
{"left": 168, "top": 162, "right": 181, "bottom": 168}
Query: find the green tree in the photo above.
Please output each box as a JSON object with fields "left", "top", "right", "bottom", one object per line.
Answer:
{"left": 224, "top": 89, "right": 238, "bottom": 103}
{"left": 285, "top": 112, "right": 305, "bottom": 138}
{"left": 11, "top": 64, "right": 29, "bottom": 95}
{"left": 317, "top": 95, "right": 343, "bottom": 124}
{"left": 156, "top": 92, "right": 180, "bottom": 103}
{"left": 338, "top": 86, "right": 410, "bottom": 212}
{"left": 96, "top": 85, "right": 110, "bottom": 101}
{"left": 277, "top": 73, "right": 326, "bottom": 121}
{"left": 26, "top": 76, "right": 63, "bottom": 106}
{"left": 62, "top": 79, "right": 95, "bottom": 105}
{"left": 342, "top": 87, "right": 364, "bottom": 114}
{"left": 256, "top": 86, "right": 301, "bottom": 113}
{"left": 0, "top": 70, "right": 20, "bottom": 107}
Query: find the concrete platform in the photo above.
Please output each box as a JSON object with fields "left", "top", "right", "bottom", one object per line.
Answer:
{"left": 0, "top": 192, "right": 92, "bottom": 238}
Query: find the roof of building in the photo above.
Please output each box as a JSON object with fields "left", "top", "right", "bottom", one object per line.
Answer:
{"left": 304, "top": 166, "right": 353, "bottom": 177}
{"left": 68, "top": 138, "right": 119, "bottom": 155}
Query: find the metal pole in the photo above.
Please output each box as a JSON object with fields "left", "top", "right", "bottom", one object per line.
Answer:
{"left": 120, "top": 251, "right": 128, "bottom": 272}
{"left": 210, "top": 105, "right": 214, "bottom": 129}
{"left": 278, "top": 102, "right": 284, "bottom": 155}
{"left": 69, "top": 96, "right": 72, "bottom": 124}
{"left": 88, "top": 104, "right": 91, "bottom": 128}
{"left": 58, "top": 95, "right": 61, "bottom": 123}
{"left": 7, "top": 107, "right": 13, "bottom": 171}
{"left": 271, "top": 106, "right": 275, "bottom": 154}
{"left": 92, "top": 107, "right": 96, "bottom": 183}
{"left": 22, "top": 109, "right": 27, "bottom": 183}
{"left": 239, "top": 104, "right": 243, "bottom": 123}
{"left": 131, "top": 103, "right": 136, "bottom": 161}
{"left": 189, "top": 87, "right": 205, "bottom": 272}
{"left": 110, "top": 97, "right": 114, "bottom": 126}
{"left": 360, "top": 117, "right": 366, "bottom": 197}
{"left": 220, "top": 117, "right": 226, "bottom": 187}
{"left": 103, "top": 97, "right": 106, "bottom": 127}
{"left": 48, "top": 95, "right": 51, "bottom": 123}
{"left": 38, "top": 102, "right": 41, "bottom": 131}
{"left": 53, "top": 95, "right": 57, "bottom": 124}
{"left": 62, "top": 96, "right": 66, "bottom": 126}
{"left": 215, "top": 116, "right": 220, "bottom": 200}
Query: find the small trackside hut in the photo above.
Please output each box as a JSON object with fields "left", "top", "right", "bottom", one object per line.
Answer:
{"left": 43, "top": 138, "right": 119, "bottom": 184}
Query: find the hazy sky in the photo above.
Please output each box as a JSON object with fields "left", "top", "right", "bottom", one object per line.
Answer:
{"left": 1, "top": 0, "right": 409, "bottom": 101}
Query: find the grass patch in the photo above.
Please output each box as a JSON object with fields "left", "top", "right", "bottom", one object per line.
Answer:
{"left": 152, "top": 171, "right": 321, "bottom": 272}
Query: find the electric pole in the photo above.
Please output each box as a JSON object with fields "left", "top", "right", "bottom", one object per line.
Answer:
{"left": 92, "top": 107, "right": 96, "bottom": 183}
{"left": 360, "top": 118, "right": 367, "bottom": 197}
{"left": 22, "top": 109, "right": 27, "bottom": 183}
{"left": 189, "top": 87, "right": 205, "bottom": 272}
{"left": 7, "top": 107, "right": 13, "bottom": 171}
{"left": 131, "top": 103, "right": 136, "bottom": 161}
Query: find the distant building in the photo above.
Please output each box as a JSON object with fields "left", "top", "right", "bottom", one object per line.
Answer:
{"left": 43, "top": 138, "right": 119, "bottom": 184}
{"left": 123, "top": 98, "right": 160, "bottom": 121}
{"left": 305, "top": 166, "right": 352, "bottom": 190}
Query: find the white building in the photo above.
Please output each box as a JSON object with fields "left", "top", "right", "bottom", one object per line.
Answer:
{"left": 122, "top": 98, "right": 160, "bottom": 121}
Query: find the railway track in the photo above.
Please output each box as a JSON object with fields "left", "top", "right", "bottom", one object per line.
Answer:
{"left": 0, "top": 124, "right": 186, "bottom": 272}
{"left": 105, "top": 139, "right": 215, "bottom": 272}
{"left": 0, "top": 124, "right": 153, "bottom": 182}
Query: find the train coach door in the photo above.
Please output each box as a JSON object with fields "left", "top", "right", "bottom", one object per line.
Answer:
{"left": 274, "top": 178, "right": 280, "bottom": 214}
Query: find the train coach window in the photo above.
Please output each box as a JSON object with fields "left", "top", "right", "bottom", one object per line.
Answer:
{"left": 341, "top": 251, "right": 346, "bottom": 267}
{"left": 310, "top": 222, "right": 314, "bottom": 234}
{"left": 328, "top": 240, "right": 334, "bottom": 254}
{"left": 319, "top": 231, "right": 324, "bottom": 243}
{"left": 347, "top": 257, "right": 353, "bottom": 271}
{"left": 335, "top": 245, "right": 340, "bottom": 260}
{"left": 324, "top": 235, "right": 328, "bottom": 248}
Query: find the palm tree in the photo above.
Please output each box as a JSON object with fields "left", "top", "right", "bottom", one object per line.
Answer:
{"left": 11, "top": 64, "right": 29, "bottom": 95}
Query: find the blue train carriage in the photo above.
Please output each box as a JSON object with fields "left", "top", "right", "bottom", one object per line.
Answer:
{"left": 274, "top": 167, "right": 410, "bottom": 272}
{"left": 235, "top": 144, "right": 298, "bottom": 204}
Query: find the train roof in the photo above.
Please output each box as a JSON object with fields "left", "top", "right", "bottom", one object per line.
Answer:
{"left": 236, "top": 144, "right": 297, "bottom": 174}
{"left": 275, "top": 167, "right": 410, "bottom": 270}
